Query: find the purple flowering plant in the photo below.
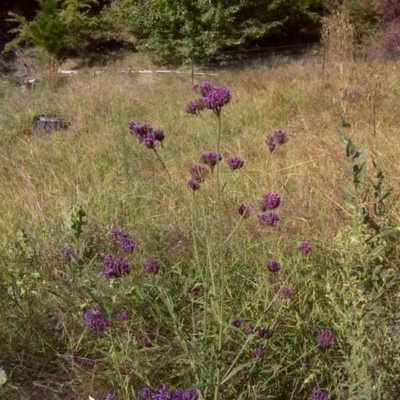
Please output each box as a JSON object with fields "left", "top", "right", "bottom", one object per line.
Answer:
{"left": 227, "top": 155, "right": 244, "bottom": 171}
{"left": 84, "top": 306, "right": 109, "bottom": 331}
{"left": 129, "top": 121, "right": 165, "bottom": 149}
{"left": 257, "top": 211, "right": 280, "bottom": 226}
{"left": 110, "top": 228, "right": 136, "bottom": 253}
{"left": 316, "top": 328, "right": 335, "bottom": 348}
{"left": 265, "top": 129, "right": 289, "bottom": 152}
{"left": 200, "top": 151, "right": 222, "bottom": 171}
{"left": 237, "top": 203, "right": 252, "bottom": 219}
{"left": 102, "top": 254, "right": 131, "bottom": 278}
{"left": 186, "top": 81, "right": 232, "bottom": 117}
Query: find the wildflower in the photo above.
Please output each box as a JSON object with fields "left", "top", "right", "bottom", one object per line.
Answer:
{"left": 135, "top": 331, "right": 149, "bottom": 348}
{"left": 141, "top": 385, "right": 199, "bottom": 400}
{"left": 138, "top": 131, "right": 157, "bottom": 149}
{"left": 63, "top": 247, "right": 71, "bottom": 258}
{"left": 102, "top": 254, "right": 131, "bottom": 278}
{"left": 273, "top": 129, "right": 288, "bottom": 144}
{"left": 110, "top": 228, "right": 136, "bottom": 253}
{"left": 142, "top": 259, "right": 159, "bottom": 274}
{"left": 298, "top": 240, "right": 312, "bottom": 254}
{"left": 260, "top": 192, "right": 281, "bottom": 210}
{"left": 311, "top": 389, "right": 331, "bottom": 400}
{"left": 265, "top": 134, "right": 276, "bottom": 152}
{"left": 187, "top": 81, "right": 231, "bottom": 117}
{"left": 192, "top": 83, "right": 199, "bottom": 92}
{"left": 116, "top": 309, "right": 128, "bottom": 321}
{"left": 231, "top": 317, "right": 242, "bottom": 327}
{"left": 184, "top": 98, "right": 206, "bottom": 115}
{"left": 154, "top": 128, "right": 165, "bottom": 143}
{"left": 265, "top": 129, "right": 288, "bottom": 152}
{"left": 266, "top": 259, "right": 281, "bottom": 272}
{"left": 237, "top": 203, "right": 252, "bottom": 219}
{"left": 257, "top": 211, "right": 280, "bottom": 226}
{"left": 129, "top": 121, "right": 152, "bottom": 136}
{"left": 84, "top": 306, "right": 109, "bottom": 331}
{"left": 104, "top": 394, "right": 117, "bottom": 400}
{"left": 186, "top": 176, "right": 201, "bottom": 191}
{"left": 251, "top": 347, "right": 264, "bottom": 358}
{"left": 187, "top": 283, "right": 200, "bottom": 297}
{"left": 199, "top": 81, "right": 213, "bottom": 96}
{"left": 139, "top": 388, "right": 152, "bottom": 399}
{"left": 316, "top": 329, "right": 335, "bottom": 348}
{"left": 200, "top": 151, "right": 222, "bottom": 171}
{"left": 244, "top": 324, "right": 253, "bottom": 335}
{"left": 280, "top": 287, "right": 293, "bottom": 299}
{"left": 258, "top": 328, "right": 271, "bottom": 339}
{"left": 128, "top": 120, "right": 165, "bottom": 148}
{"left": 189, "top": 163, "right": 209, "bottom": 182}
{"left": 227, "top": 155, "right": 244, "bottom": 171}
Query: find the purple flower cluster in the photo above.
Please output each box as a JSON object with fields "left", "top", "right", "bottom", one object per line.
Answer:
{"left": 186, "top": 176, "right": 201, "bottom": 191}
{"left": 185, "top": 81, "right": 231, "bottom": 117}
{"left": 260, "top": 192, "right": 281, "bottom": 211}
{"left": 116, "top": 309, "right": 128, "bottom": 321}
{"left": 104, "top": 394, "right": 117, "bottom": 400}
{"left": 63, "top": 247, "right": 71, "bottom": 258}
{"left": 244, "top": 325, "right": 254, "bottom": 335}
{"left": 298, "top": 240, "right": 312, "bottom": 254}
{"left": 110, "top": 228, "right": 136, "bottom": 253}
{"left": 139, "top": 385, "right": 199, "bottom": 400}
{"left": 266, "top": 259, "right": 281, "bottom": 272}
{"left": 84, "top": 306, "right": 109, "bottom": 331}
{"left": 231, "top": 317, "right": 242, "bottom": 327}
{"left": 280, "top": 287, "right": 293, "bottom": 299}
{"left": 316, "top": 329, "right": 335, "bottom": 348}
{"left": 227, "top": 155, "right": 244, "bottom": 171}
{"left": 102, "top": 254, "right": 131, "bottom": 278}
{"left": 236, "top": 203, "right": 252, "bottom": 219}
{"left": 184, "top": 98, "right": 206, "bottom": 115}
{"left": 258, "top": 328, "right": 271, "bottom": 339}
{"left": 186, "top": 164, "right": 210, "bottom": 192}
{"left": 200, "top": 151, "right": 222, "bottom": 171}
{"left": 251, "top": 347, "right": 265, "bottom": 358}
{"left": 189, "top": 163, "right": 209, "bottom": 182}
{"left": 257, "top": 211, "right": 280, "bottom": 226}
{"left": 311, "top": 389, "right": 331, "bottom": 400}
{"left": 142, "top": 259, "right": 159, "bottom": 274}
{"left": 129, "top": 120, "right": 165, "bottom": 149}
{"left": 265, "top": 129, "right": 289, "bottom": 152}
{"left": 187, "top": 283, "right": 200, "bottom": 297}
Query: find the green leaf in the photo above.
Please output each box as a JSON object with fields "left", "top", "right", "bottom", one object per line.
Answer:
{"left": 368, "top": 244, "right": 386, "bottom": 260}
{"left": 334, "top": 128, "right": 348, "bottom": 150}
{"left": 341, "top": 183, "right": 356, "bottom": 198}
{"left": 358, "top": 139, "right": 367, "bottom": 157}
{"left": 222, "top": 361, "right": 254, "bottom": 384}
{"left": 0, "top": 368, "right": 7, "bottom": 385}
{"left": 356, "top": 162, "right": 367, "bottom": 181}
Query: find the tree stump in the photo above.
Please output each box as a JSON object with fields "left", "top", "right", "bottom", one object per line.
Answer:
{"left": 31, "top": 114, "right": 70, "bottom": 135}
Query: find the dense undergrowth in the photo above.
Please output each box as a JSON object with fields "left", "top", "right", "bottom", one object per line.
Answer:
{"left": 1, "top": 54, "right": 400, "bottom": 400}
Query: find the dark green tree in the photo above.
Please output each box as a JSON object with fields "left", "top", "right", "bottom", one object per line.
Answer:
{"left": 104, "top": 0, "right": 322, "bottom": 64}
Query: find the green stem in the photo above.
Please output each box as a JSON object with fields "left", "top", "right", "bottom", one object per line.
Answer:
{"left": 214, "top": 113, "right": 225, "bottom": 400}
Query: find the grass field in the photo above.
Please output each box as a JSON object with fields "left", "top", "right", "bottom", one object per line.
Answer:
{"left": 1, "top": 52, "right": 400, "bottom": 400}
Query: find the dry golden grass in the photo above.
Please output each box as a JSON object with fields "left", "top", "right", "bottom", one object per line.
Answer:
{"left": 1, "top": 53, "right": 400, "bottom": 254}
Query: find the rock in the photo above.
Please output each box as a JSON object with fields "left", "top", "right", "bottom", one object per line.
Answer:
{"left": 31, "top": 114, "right": 70, "bottom": 135}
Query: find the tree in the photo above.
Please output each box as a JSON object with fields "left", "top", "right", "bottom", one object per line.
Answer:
{"left": 104, "top": 0, "right": 322, "bottom": 64}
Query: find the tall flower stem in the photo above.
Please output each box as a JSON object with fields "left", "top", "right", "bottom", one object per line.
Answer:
{"left": 214, "top": 112, "right": 225, "bottom": 400}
